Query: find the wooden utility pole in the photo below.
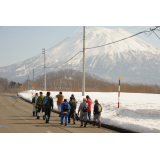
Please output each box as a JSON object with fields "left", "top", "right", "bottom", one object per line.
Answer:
{"left": 82, "top": 26, "right": 85, "bottom": 96}
{"left": 42, "top": 48, "right": 46, "bottom": 91}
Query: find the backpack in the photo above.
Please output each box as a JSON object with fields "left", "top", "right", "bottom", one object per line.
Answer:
{"left": 43, "top": 96, "right": 50, "bottom": 108}
{"left": 97, "top": 104, "right": 102, "bottom": 113}
{"left": 32, "top": 97, "right": 35, "bottom": 103}
{"left": 63, "top": 104, "right": 69, "bottom": 112}
{"left": 38, "top": 98, "right": 44, "bottom": 107}
{"left": 83, "top": 103, "right": 88, "bottom": 112}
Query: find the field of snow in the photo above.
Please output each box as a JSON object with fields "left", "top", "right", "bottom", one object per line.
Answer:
{"left": 18, "top": 90, "right": 160, "bottom": 133}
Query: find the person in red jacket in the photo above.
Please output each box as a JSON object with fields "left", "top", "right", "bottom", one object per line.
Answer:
{"left": 86, "top": 95, "right": 93, "bottom": 124}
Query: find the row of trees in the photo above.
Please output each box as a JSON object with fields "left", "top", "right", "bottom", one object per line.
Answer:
{"left": 1, "top": 69, "right": 160, "bottom": 94}
{"left": 0, "top": 77, "right": 22, "bottom": 93}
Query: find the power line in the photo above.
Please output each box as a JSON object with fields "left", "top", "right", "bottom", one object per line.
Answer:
{"left": 46, "top": 50, "right": 82, "bottom": 69}
{"left": 85, "top": 27, "right": 159, "bottom": 50}
{"left": 45, "top": 26, "right": 71, "bottom": 49}
{"left": 56, "top": 26, "right": 79, "bottom": 44}
{"left": 152, "top": 30, "right": 160, "bottom": 40}
{"left": 125, "top": 26, "right": 137, "bottom": 30}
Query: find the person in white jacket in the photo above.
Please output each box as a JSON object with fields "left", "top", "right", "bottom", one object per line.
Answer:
{"left": 33, "top": 93, "right": 38, "bottom": 116}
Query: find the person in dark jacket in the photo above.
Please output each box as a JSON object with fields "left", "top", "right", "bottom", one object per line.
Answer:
{"left": 43, "top": 92, "right": 54, "bottom": 123}
{"left": 68, "top": 97, "right": 77, "bottom": 124}
{"left": 93, "top": 99, "right": 102, "bottom": 128}
{"left": 60, "top": 99, "right": 71, "bottom": 126}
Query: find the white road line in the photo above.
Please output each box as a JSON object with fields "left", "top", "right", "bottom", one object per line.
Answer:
{"left": 20, "top": 117, "right": 29, "bottom": 122}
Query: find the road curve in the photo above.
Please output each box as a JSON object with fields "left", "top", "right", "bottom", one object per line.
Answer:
{"left": 0, "top": 94, "right": 117, "bottom": 133}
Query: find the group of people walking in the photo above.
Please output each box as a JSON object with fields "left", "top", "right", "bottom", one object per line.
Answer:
{"left": 32, "top": 91, "right": 102, "bottom": 128}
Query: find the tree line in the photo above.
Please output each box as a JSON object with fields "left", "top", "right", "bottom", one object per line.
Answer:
{"left": 1, "top": 69, "right": 160, "bottom": 94}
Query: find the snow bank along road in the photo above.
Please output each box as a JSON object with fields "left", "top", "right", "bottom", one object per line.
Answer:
{"left": 0, "top": 94, "right": 116, "bottom": 133}
{"left": 18, "top": 90, "right": 160, "bottom": 133}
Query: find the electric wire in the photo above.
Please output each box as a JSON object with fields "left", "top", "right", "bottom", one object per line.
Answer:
{"left": 46, "top": 50, "right": 82, "bottom": 69}
{"left": 152, "top": 30, "right": 160, "bottom": 40}
{"left": 45, "top": 26, "right": 71, "bottom": 50}
{"left": 85, "top": 27, "right": 159, "bottom": 50}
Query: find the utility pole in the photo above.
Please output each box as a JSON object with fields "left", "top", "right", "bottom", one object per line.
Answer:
{"left": 28, "top": 75, "right": 29, "bottom": 90}
{"left": 4, "top": 78, "right": 5, "bottom": 91}
{"left": 33, "top": 69, "right": 34, "bottom": 89}
{"left": 42, "top": 48, "right": 46, "bottom": 91}
{"left": 82, "top": 26, "right": 85, "bottom": 96}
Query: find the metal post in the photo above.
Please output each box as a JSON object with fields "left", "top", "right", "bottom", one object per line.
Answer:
{"left": 82, "top": 26, "right": 85, "bottom": 96}
{"left": 42, "top": 48, "right": 46, "bottom": 91}
{"left": 28, "top": 75, "right": 29, "bottom": 90}
{"left": 117, "top": 77, "right": 121, "bottom": 116}
{"left": 4, "top": 78, "right": 5, "bottom": 91}
{"left": 33, "top": 69, "right": 34, "bottom": 90}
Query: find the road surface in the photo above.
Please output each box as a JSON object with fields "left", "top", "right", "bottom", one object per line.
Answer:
{"left": 0, "top": 94, "right": 117, "bottom": 133}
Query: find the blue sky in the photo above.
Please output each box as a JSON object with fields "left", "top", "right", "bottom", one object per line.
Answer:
{"left": 0, "top": 26, "right": 160, "bottom": 67}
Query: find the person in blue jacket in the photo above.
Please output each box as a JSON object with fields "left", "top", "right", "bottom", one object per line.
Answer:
{"left": 60, "top": 99, "right": 71, "bottom": 126}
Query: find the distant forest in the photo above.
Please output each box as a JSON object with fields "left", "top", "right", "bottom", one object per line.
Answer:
{"left": 1, "top": 69, "right": 160, "bottom": 94}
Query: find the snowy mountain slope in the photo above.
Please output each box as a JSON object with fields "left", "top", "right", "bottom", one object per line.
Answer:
{"left": 1, "top": 27, "right": 160, "bottom": 84}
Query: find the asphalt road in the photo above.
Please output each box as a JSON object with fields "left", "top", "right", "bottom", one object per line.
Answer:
{"left": 0, "top": 94, "right": 117, "bottom": 133}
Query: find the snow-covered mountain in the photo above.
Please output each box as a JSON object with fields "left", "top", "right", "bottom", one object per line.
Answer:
{"left": 1, "top": 27, "right": 160, "bottom": 84}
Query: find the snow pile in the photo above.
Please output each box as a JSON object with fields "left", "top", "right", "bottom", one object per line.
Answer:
{"left": 18, "top": 90, "right": 160, "bottom": 133}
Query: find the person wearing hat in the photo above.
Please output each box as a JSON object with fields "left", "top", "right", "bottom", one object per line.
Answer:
{"left": 78, "top": 98, "right": 88, "bottom": 127}
{"left": 86, "top": 95, "right": 93, "bottom": 124}
{"left": 43, "top": 92, "right": 53, "bottom": 123}
{"left": 36, "top": 92, "right": 45, "bottom": 120}
{"left": 93, "top": 99, "right": 102, "bottom": 128}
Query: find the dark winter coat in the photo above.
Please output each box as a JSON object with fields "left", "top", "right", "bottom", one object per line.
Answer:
{"left": 69, "top": 99, "right": 77, "bottom": 113}
{"left": 43, "top": 96, "right": 54, "bottom": 109}
{"left": 93, "top": 103, "right": 102, "bottom": 114}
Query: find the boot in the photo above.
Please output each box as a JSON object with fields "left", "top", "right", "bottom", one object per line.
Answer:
{"left": 60, "top": 122, "right": 63, "bottom": 125}
{"left": 37, "top": 112, "right": 40, "bottom": 119}
{"left": 65, "top": 124, "right": 67, "bottom": 126}
{"left": 89, "top": 118, "right": 91, "bottom": 124}
{"left": 92, "top": 121, "right": 96, "bottom": 126}
{"left": 43, "top": 112, "right": 45, "bottom": 120}
{"left": 80, "top": 121, "right": 83, "bottom": 127}
{"left": 73, "top": 121, "right": 75, "bottom": 124}
{"left": 45, "top": 115, "right": 48, "bottom": 123}
{"left": 98, "top": 122, "right": 101, "bottom": 128}
{"left": 33, "top": 111, "right": 35, "bottom": 116}
{"left": 84, "top": 121, "right": 87, "bottom": 127}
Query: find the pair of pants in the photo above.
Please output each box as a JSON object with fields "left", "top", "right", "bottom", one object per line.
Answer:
{"left": 94, "top": 113, "right": 101, "bottom": 123}
{"left": 68, "top": 112, "right": 75, "bottom": 122}
{"left": 80, "top": 112, "right": 87, "bottom": 121}
{"left": 88, "top": 111, "right": 91, "bottom": 119}
{"left": 61, "top": 113, "right": 68, "bottom": 124}
{"left": 37, "top": 107, "right": 45, "bottom": 117}
{"left": 33, "top": 104, "right": 37, "bottom": 112}
{"left": 45, "top": 108, "right": 51, "bottom": 120}
{"left": 57, "top": 105, "right": 61, "bottom": 112}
